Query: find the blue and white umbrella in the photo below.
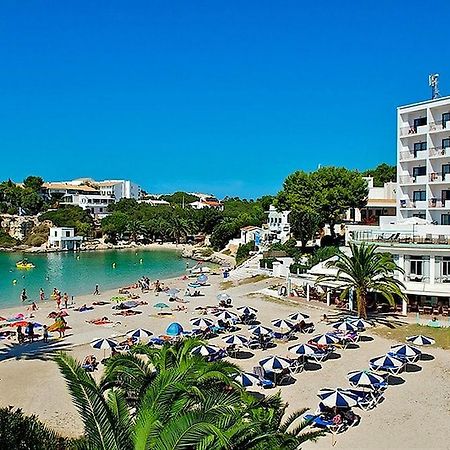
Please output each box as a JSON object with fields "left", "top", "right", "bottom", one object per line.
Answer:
{"left": 271, "top": 318, "right": 294, "bottom": 329}
{"left": 406, "top": 335, "right": 435, "bottom": 346}
{"left": 190, "top": 317, "right": 214, "bottom": 329}
{"left": 237, "top": 306, "right": 257, "bottom": 316}
{"left": 347, "top": 370, "right": 385, "bottom": 388}
{"left": 91, "top": 338, "right": 118, "bottom": 350}
{"left": 332, "top": 321, "right": 357, "bottom": 332}
{"left": 197, "top": 274, "right": 208, "bottom": 284}
{"left": 249, "top": 325, "right": 272, "bottom": 336}
{"left": 215, "top": 310, "right": 238, "bottom": 322}
{"left": 216, "top": 292, "right": 230, "bottom": 302}
{"left": 222, "top": 334, "right": 248, "bottom": 347}
{"left": 369, "top": 354, "right": 405, "bottom": 371}
{"left": 288, "top": 343, "right": 317, "bottom": 356}
{"left": 127, "top": 328, "right": 153, "bottom": 342}
{"left": 389, "top": 344, "right": 422, "bottom": 362}
{"left": 350, "top": 318, "right": 373, "bottom": 330}
{"left": 318, "top": 388, "right": 358, "bottom": 408}
{"left": 259, "top": 356, "right": 291, "bottom": 373}
{"left": 310, "top": 334, "right": 340, "bottom": 346}
{"left": 288, "top": 312, "right": 310, "bottom": 322}
{"left": 191, "top": 344, "right": 220, "bottom": 357}
{"left": 235, "top": 372, "right": 260, "bottom": 387}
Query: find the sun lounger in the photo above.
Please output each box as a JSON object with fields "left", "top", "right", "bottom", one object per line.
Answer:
{"left": 304, "top": 414, "right": 347, "bottom": 434}
{"left": 369, "top": 361, "right": 405, "bottom": 375}
{"left": 345, "top": 389, "right": 382, "bottom": 411}
{"left": 252, "top": 366, "right": 275, "bottom": 388}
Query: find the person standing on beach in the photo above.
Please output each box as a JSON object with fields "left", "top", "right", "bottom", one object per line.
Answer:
{"left": 39, "top": 288, "right": 45, "bottom": 301}
{"left": 17, "top": 326, "right": 24, "bottom": 344}
{"left": 56, "top": 292, "right": 61, "bottom": 310}
{"left": 20, "top": 289, "right": 27, "bottom": 302}
{"left": 63, "top": 292, "right": 69, "bottom": 309}
{"left": 43, "top": 325, "right": 49, "bottom": 343}
{"left": 93, "top": 284, "right": 100, "bottom": 295}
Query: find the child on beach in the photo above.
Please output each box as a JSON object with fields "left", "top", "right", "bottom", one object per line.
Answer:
{"left": 43, "top": 325, "right": 49, "bottom": 343}
{"left": 93, "top": 284, "right": 100, "bottom": 295}
{"left": 63, "top": 292, "right": 69, "bottom": 309}
{"left": 39, "top": 288, "right": 45, "bottom": 301}
{"left": 20, "top": 289, "right": 27, "bottom": 302}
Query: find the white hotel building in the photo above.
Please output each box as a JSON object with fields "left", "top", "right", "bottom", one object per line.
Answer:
{"left": 345, "top": 94, "right": 450, "bottom": 316}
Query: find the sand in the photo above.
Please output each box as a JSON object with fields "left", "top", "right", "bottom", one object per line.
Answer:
{"left": 0, "top": 272, "right": 449, "bottom": 449}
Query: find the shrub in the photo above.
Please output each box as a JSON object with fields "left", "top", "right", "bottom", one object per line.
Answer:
{"left": 0, "top": 230, "right": 18, "bottom": 248}
{"left": 236, "top": 240, "right": 255, "bottom": 265}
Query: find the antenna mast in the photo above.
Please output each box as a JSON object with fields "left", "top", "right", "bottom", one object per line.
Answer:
{"left": 429, "top": 73, "right": 440, "bottom": 99}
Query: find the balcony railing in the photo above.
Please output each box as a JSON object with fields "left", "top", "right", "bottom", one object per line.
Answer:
{"left": 400, "top": 150, "right": 427, "bottom": 161}
{"left": 399, "top": 175, "right": 413, "bottom": 183}
{"left": 400, "top": 199, "right": 415, "bottom": 208}
{"left": 429, "top": 198, "right": 445, "bottom": 208}
{"left": 429, "top": 172, "right": 450, "bottom": 182}
{"left": 429, "top": 120, "right": 449, "bottom": 132}
{"left": 429, "top": 146, "right": 450, "bottom": 158}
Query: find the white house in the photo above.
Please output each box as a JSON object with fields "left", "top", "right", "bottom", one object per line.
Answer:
{"left": 240, "top": 226, "right": 264, "bottom": 245}
{"left": 265, "top": 205, "right": 291, "bottom": 243}
{"left": 345, "top": 177, "right": 397, "bottom": 225}
{"left": 189, "top": 195, "right": 223, "bottom": 210}
{"left": 48, "top": 227, "right": 83, "bottom": 251}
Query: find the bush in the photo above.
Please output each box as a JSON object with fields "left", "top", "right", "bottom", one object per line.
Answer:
{"left": 260, "top": 257, "right": 278, "bottom": 270}
{"left": 197, "top": 247, "right": 214, "bottom": 257}
{"left": 236, "top": 241, "right": 255, "bottom": 265}
{"left": 0, "top": 230, "right": 18, "bottom": 248}
{"left": 24, "top": 223, "right": 50, "bottom": 247}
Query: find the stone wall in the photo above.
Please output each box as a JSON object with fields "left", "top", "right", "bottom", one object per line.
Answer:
{"left": 0, "top": 214, "right": 40, "bottom": 241}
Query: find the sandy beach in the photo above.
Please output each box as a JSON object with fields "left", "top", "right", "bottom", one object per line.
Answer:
{"left": 0, "top": 270, "right": 449, "bottom": 449}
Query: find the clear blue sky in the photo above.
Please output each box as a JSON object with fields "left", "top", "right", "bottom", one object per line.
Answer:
{"left": 1, "top": 1, "right": 449, "bottom": 198}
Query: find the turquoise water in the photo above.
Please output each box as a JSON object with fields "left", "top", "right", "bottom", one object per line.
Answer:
{"left": 0, "top": 249, "right": 189, "bottom": 308}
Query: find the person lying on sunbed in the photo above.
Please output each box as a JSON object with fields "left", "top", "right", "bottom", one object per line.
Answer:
{"left": 92, "top": 301, "right": 110, "bottom": 306}
{"left": 87, "top": 317, "right": 112, "bottom": 325}
{"left": 172, "top": 305, "right": 187, "bottom": 312}
{"left": 113, "top": 310, "right": 142, "bottom": 316}
{"left": 75, "top": 304, "right": 94, "bottom": 312}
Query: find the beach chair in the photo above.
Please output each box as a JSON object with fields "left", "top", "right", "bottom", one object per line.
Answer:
{"left": 307, "top": 350, "right": 329, "bottom": 363}
{"left": 288, "top": 357, "right": 305, "bottom": 375}
{"left": 346, "top": 389, "right": 381, "bottom": 411}
{"left": 252, "top": 366, "right": 275, "bottom": 388}
{"left": 304, "top": 414, "right": 347, "bottom": 434}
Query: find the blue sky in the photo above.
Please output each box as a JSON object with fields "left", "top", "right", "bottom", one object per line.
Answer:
{"left": 1, "top": 1, "right": 450, "bottom": 198}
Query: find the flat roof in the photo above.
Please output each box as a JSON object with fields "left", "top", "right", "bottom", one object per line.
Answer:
{"left": 397, "top": 95, "right": 450, "bottom": 110}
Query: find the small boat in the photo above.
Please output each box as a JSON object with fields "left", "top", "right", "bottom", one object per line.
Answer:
{"left": 16, "top": 259, "right": 35, "bottom": 270}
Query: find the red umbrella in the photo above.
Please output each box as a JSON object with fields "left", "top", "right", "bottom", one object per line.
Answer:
{"left": 10, "top": 321, "right": 28, "bottom": 327}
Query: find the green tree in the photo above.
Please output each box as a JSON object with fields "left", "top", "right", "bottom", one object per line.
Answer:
{"left": 127, "top": 219, "right": 144, "bottom": 242}
{"left": 362, "top": 163, "right": 396, "bottom": 187}
{"left": 0, "top": 406, "right": 70, "bottom": 450}
{"left": 23, "top": 176, "right": 44, "bottom": 192}
{"left": 21, "top": 189, "right": 44, "bottom": 215}
{"left": 39, "top": 206, "right": 94, "bottom": 232}
{"left": 101, "top": 212, "right": 129, "bottom": 243}
{"left": 160, "top": 191, "right": 198, "bottom": 206}
{"left": 54, "top": 339, "right": 322, "bottom": 450}
{"left": 316, "top": 242, "right": 406, "bottom": 318}
{"left": 278, "top": 167, "right": 368, "bottom": 241}
{"left": 288, "top": 207, "right": 321, "bottom": 251}
{"left": 210, "top": 220, "right": 241, "bottom": 250}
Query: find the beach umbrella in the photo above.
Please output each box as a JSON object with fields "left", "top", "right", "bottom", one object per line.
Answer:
{"left": 154, "top": 302, "right": 169, "bottom": 310}
{"left": 237, "top": 306, "right": 258, "bottom": 316}
{"left": 288, "top": 312, "right": 310, "bottom": 321}
{"left": 389, "top": 344, "right": 422, "bottom": 362}
{"left": 127, "top": 328, "right": 153, "bottom": 342}
{"left": 222, "top": 334, "right": 248, "bottom": 347}
{"left": 166, "top": 288, "right": 180, "bottom": 297}
{"left": 309, "top": 334, "right": 340, "bottom": 346}
{"left": 215, "top": 310, "right": 238, "bottom": 322}
{"left": 190, "top": 317, "right": 214, "bottom": 329}
{"left": 91, "top": 338, "right": 118, "bottom": 358}
{"left": 332, "top": 321, "right": 357, "bottom": 332}
{"left": 217, "top": 292, "right": 230, "bottom": 302}
{"left": 347, "top": 370, "right": 385, "bottom": 388}
{"left": 259, "top": 356, "right": 291, "bottom": 373}
{"left": 166, "top": 322, "right": 184, "bottom": 336}
{"left": 349, "top": 318, "right": 373, "bottom": 329}
{"left": 197, "top": 274, "right": 208, "bottom": 284}
{"left": 288, "top": 343, "right": 318, "bottom": 356}
{"left": 123, "top": 300, "right": 139, "bottom": 308}
{"left": 369, "top": 354, "right": 405, "bottom": 371}
{"left": 249, "top": 325, "right": 272, "bottom": 336}
{"left": 10, "top": 321, "right": 29, "bottom": 327}
{"left": 271, "top": 318, "right": 294, "bottom": 329}
{"left": 406, "top": 335, "right": 435, "bottom": 346}
{"left": 318, "top": 388, "right": 358, "bottom": 408}
{"left": 191, "top": 344, "right": 220, "bottom": 357}
{"left": 235, "top": 372, "right": 260, "bottom": 387}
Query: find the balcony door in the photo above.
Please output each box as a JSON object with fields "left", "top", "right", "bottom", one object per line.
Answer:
{"left": 414, "top": 117, "right": 427, "bottom": 130}
{"left": 442, "top": 112, "right": 450, "bottom": 129}
{"left": 442, "top": 164, "right": 450, "bottom": 180}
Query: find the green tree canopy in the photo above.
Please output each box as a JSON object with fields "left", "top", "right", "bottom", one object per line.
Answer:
{"left": 362, "top": 163, "right": 396, "bottom": 187}
{"left": 23, "top": 175, "right": 44, "bottom": 192}
{"left": 39, "top": 206, "right": 94, "bottom": 232}
{"left": 160, "top": 191, "right": 198, "bottom": 206}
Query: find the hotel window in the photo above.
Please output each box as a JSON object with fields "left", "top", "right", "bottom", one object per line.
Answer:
{"left": 442, "top": 138, "right": 450, "bottom": 149}
{"left": 412, "top": 191, "right": 426, "bottom": 202}
{"left": 443, "top": 257, "right": 450, "bottom": 276}
{"left": 442, "top": 113, "right": 450, "bottom": 128}
{"left": 412, "top": 166, "right": 426, "bottom": 177}
{"left": 413, "top": 117, "right": 427, "bottom": 130}
{"left": 410, "top": 258, "right": 423, "bottom": 276}
{"left": 65, "top": 231, "right": 70, "bottom": 237}
{"left": 443, "top": 164, "right": 450, "bottom": 179}
{"left": 441, "top": 214, "right": 450, "bottom": 225}
{"left": 413, "top": 141, "right": 427, "bottom": 156}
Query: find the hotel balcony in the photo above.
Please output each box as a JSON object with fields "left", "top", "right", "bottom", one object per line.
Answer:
{"left": 429, "top": 146, "right": 450, "bottom": 159}
{"left": 399, "top": 124, "right": 428, "bottom": 137}
{"left": 399, "top": 150, "right": 427, "bottom": 161}
{"left": 429, "top": 120, "right": 450, "bottom": 133}
{"left": 429, "top": 198, "right": 450, "bottom": 209}
{"left": 429, "top": 172, "right": 450, "bottom": 184}
{"left": 399, "top": 174, "right": 427, "bottom": 185}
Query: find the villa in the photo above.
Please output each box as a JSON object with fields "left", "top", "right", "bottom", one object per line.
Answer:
{"left": 47, "top": 227, "right": 83, "bottom": 251}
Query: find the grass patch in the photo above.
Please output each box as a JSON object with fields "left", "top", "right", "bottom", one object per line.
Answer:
{"left": 372, "top": 323, "right": 450, "bottom": 350}
{"left": 219, "top": 274, "right": 269, "bottom": 290}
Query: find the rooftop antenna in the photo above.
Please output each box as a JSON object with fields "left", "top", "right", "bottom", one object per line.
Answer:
{"left": 429, "top": 73, "right": 440, "bottom": 99}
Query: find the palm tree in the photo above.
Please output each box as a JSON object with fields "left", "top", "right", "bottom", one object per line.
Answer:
{"left": 127, "top": 219, "right": 144, "bottom": 243}
{"left": 166, "top": 216, "right": 191, "bottom": 244}
{"left": 54, "top": 338, "right": 322, "bottom": 449}
{"left": 316, "top": 242, "right": 407, "bottom": 318}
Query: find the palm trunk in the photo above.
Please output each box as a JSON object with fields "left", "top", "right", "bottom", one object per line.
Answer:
{"left": 357, "top": 291, "right": 367, "bottom": 319}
